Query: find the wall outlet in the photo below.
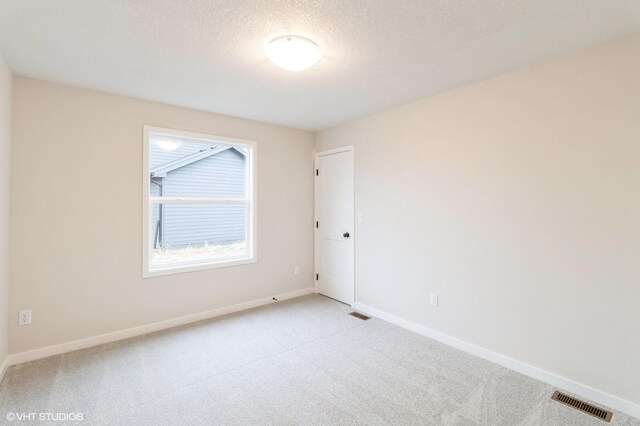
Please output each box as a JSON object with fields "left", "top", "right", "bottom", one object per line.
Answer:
{"left": 357, "top": 213, "right": 363, "bottom": 224}
{"left": 429, "top": 294, "right": 438, "bottom": 308}
{"left": 19, "top": 310, "right": 32, "bottom": 326}
{"left": 294, "top": 265, "right": 300, "bottom": 275}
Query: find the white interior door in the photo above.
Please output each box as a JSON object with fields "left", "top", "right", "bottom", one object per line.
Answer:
{"left": 315, "top": 147, "right": 354, "bottom": 305}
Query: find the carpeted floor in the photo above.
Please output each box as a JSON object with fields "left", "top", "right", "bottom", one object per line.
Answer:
{"left": 0, "top": 295, "right": 638, "bottom": 425}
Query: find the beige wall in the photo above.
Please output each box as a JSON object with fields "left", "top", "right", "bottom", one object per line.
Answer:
{"left": 0, "top": 52, "right": 11, "bottom": 369}
{"left": 10, "top": 78, "right": 314, "bottom": 354}
{"left": 316, "top": 34, "right": 640, "bottom": 405}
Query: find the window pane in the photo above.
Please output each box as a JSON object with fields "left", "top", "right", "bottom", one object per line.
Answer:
{"left": 151, "top": 203, "right": 247, "bottom": 267}
{"left": 149, "top": 134, "right": 247, "bottom": 199}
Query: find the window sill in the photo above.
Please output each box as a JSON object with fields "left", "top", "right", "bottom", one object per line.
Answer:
{"left": 143, "top": 257, "right": 257, "bottom": 278}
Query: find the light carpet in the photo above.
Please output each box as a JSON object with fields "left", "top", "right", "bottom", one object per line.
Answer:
{"left": 0, "top": 295, "right": 637, "bottom": 425}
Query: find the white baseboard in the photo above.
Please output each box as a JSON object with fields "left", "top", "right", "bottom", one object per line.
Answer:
{"left": 352, "top": 302, "right": 640, "bottom": 420}
{"left": 0, "top": 356, "right": 8, "bottom": 384}
{"left": 7, "top": 287, "right": 315, "bottom": 367}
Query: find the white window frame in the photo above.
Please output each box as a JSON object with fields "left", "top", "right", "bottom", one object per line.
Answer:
{"left": 142, "top": 126, "right": 257, "bottom": 278}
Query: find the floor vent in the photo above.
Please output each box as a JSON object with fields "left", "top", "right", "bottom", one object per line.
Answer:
{"left": 551, "top": 391, "right": 612, "bottom": 422}
{"left": 348, "top": 312, "right": 370, "bottom": 320}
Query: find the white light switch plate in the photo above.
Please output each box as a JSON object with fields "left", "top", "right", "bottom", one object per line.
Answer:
{"left": 430, "top": 294, "right": 438, "bottom": 307}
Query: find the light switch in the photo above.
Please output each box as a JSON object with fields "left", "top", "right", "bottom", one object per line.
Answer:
{"left": 430, "top": 294, "right": 438, "bottom": 307}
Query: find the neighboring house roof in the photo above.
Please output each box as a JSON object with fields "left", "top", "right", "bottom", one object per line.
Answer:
{"left": 151, "top": 146, "right": 245, "bottom": 178}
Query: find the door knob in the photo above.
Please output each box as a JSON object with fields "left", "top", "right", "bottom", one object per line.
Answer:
{"left": 343, "top": 232, "right": 350, "bottom": 238}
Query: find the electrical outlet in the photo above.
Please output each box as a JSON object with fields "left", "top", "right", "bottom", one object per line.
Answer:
{"left": 19, "top": 310, "right": 32, "bottom": 326}
{"left": 357, "top": 213, "right": 363, "bottom": 224}
{"left": 294, "top": 265, "right": 300, "bottom": 275}
{"left": 429, "top": 294, "right": 438, "bottom": 308}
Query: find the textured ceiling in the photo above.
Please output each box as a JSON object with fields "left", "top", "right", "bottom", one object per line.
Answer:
{"left": 1, "top": 1, "right": 639, "bottom": 131}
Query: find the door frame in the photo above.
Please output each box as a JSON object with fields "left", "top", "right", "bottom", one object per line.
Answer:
{"left": 314, "top": 145, "right": 355, "bottom": 305}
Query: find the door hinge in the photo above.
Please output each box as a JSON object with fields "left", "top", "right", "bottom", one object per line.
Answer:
{"left": 316, "top": 221, "right": 318, "bottom": 228}
{"left": 316, "top": 273, "right": 319, "bottom": 281}
{"left": 316, "top": 169, "right": 319, "bottom": 176}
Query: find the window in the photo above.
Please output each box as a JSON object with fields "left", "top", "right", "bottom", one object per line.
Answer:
{"left": 143, "top": 126, "right": 256, "bottom": 277}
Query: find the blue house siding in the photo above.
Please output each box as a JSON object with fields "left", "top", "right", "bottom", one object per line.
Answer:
{"left": 161, "top": 148, "right": 245, "bottom": 198}
{"left": 161, "top": 204, "right": 245, "bottom": 249}
{"left": 150, "top": 142, "right": 246, "bottom": 249}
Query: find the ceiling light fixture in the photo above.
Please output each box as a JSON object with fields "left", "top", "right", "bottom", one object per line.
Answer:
{"left": 266, "top": 35, "right": 322, "bottom": 72}
{"left": 155, "top": 140, "right": 182, "bottom": 151}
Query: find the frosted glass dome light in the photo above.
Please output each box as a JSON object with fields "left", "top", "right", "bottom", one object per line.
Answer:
{"left": 266, "top": 35, "right": 322, "bottom": 72}
{"left": 155, "top": 140, "right": 182, "bottom": 151}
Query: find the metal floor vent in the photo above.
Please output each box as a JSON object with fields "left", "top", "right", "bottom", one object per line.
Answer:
{"left": 348, "top": 312, "right": 370, "bottom": 320}
{"left": 551, "top": 391, "right": 612, "bottom": 422}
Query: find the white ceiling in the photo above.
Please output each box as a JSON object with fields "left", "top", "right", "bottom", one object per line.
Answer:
{"left": 1, "top": 1, "right": 639, "bottom": 131}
